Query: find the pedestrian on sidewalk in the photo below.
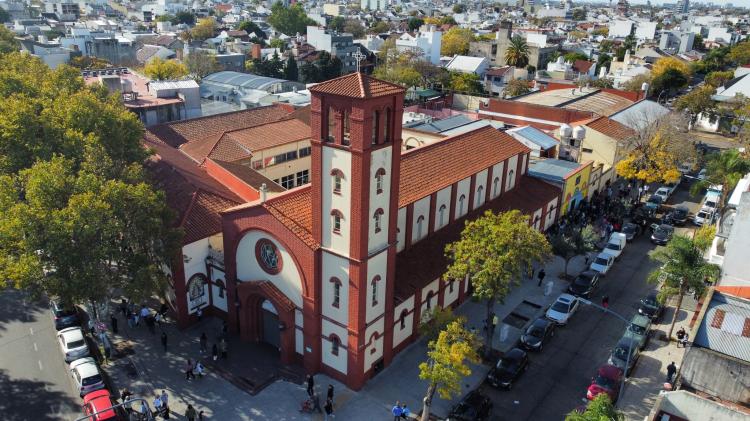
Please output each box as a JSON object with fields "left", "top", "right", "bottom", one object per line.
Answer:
{"left": 155, "top": 312, "right": 163, "bottom": 328}
{"left": 312, "top": 393, "right": 323, "bottom": 413}
{"left": 197, "top": 307, "right": 203, "bottom": 322}
{"left": 146, "top": 315, "right": 156, "bottom": 334}
{"left": 195, "top": 360, "right": 205, "bottom": 378}
{"left": 324, "top": 397, "right": 334, "bottom": 420}
{"left": 161, "top": 332, "right": 168, "bottom": 352}
{"left": 602, "top": 295, "right": 609, "bottom": 309}
{"left": 667, "top": 361, "right": 677, "bottom": 383}
{"left": 185, "top": 359, "right": 196, "bottom": 380}
{"left": 676, "top": 327, "right": 686, "bottom": 347}
{"left": 200, "top": 332, "right": 207, "bottom": 354}
{"left": 327, "top": 384, "right": 334, "bottom": 401}
{"left": 153, "top": 395, "right": 163, "bottom": 416}
{"left": 127, "top": 310, "right": 135, "bottom": 329}
{"left": 392, "top": 401, "right": 402, "bottom": 421}
{"left": 306, "top": 374, "right": 315, "bottom": 397}
{"left": 140, "top": 305, "right": 150, "bottom": 324}
{"left": 185, "top": 404, "right": 197, "bottom": 421}
{"left": 120, "top": 299, "right": 128, "bottom": 318}
{"left": 537, "top": 268, "right": 546, "bottom": 287}
{"left": 160, "top": 390, "right": 169, "bottom": 410}
{"left": 198, "top": 410, "right": 204, "bottom": 421}
{"left": 110, "top": 313, "right": 118, "bottom": 334}
{"left": 212, "top": 343, "right": 218, "bottom": 361}
{"left": 219, "top": 338, "right": 228, "bottom": 359}
{"left": 120, "top": 389, "right": 133, "bottom": 412}
{"left": 400, "top": 403, "right": 410, "bottom": 420}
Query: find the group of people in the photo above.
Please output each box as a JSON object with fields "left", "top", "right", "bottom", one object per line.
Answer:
{"left": 391, "top": 401, "right": 411, "bottom": 420}
{"left": 301, "top": 375, "right": 335, "bottom": 420}
{"left": 676, "top": 327, "right": 690, "bottom": 348}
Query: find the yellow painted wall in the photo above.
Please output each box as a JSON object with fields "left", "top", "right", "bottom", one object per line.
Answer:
{"left": 580, "top": 127, "right": 620, "bottom": 169}
{"left": 561, "top": 161, "right": 592, "bottom": 214}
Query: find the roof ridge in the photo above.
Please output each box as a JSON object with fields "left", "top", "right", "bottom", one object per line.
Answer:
{"left": 151, "top": 104, "right": 284, "bottom": 133}
{"left": 358, "top": 73, "right": 366, "bottom": 97}
{"left": 401, "top": 125, "right": 498, "bottom": 159}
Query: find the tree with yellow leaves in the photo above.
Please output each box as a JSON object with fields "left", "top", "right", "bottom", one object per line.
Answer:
{"left": 441, "top": 27, "right": 474, "bottom": 56}
{"left": 651, "top": 56, "right": 692, "bottom": 80}
{"left": 143, "top": 57, "right": 189, "bottom": 81}
{"left": 418, "top": 318, "right": 480, "bottom": 421}
{"left": 191, "top": 17, "right": 217, "bottom": 40}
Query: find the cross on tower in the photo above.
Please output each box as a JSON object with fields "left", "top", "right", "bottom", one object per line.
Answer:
{"left": 352, "top": 48, "right": 366, "bottom": 73}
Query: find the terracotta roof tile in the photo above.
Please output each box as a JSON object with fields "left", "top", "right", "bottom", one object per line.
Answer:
{"left": 222, "top": 118, "right": 310, "bottom": 152}
{"left": 585, "top": 116, "right": 637, "bottom": 141}
{"left": 183, "top": 191, "right": 241, "bottom": 244}
{"left": 309, "top": 73, "right": 405, "bottom": 99}
{"left": 262, "top": 186, "right": 318, "bottom": 249}
{"left": 206, "top": 137, "right": 252, "bottom": 162}
{"left": 398, "top": 126, "right": 530, "bottom": 207}
{"left": 572, "top": 60, "right": 594, "bottom": 73}
{"left": 479, "top": 98, "right": 594, "bottom": 127}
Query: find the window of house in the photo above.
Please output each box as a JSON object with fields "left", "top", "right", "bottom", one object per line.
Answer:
{"left": 371, "top": 276, "right": 380, "bottom": 306}
{"left": 438, "top": 204, "right": 446, "bottom": 227}
{"left": 327, "top": 106, "right": 336, "bottom": 142}
{"left": 299, "top": 146, "right": 312, "bottom": 157}
{"left": 375, "top": 168, "right": 386, "bottom": 194}
{"left": 458, "top": 194, "right": 466, "bottom": 215}
{"left": 331, "top": 335, "right": 340, "bottom": 355}
{"left": 342, "top": 109, "right": 351, "bottom": 146}
{"left": 416, "top": 215, "right": 424, "bottom": 239}
{"left": 251, "top": 160, "right": 263, "bottom": 170}
{"left": 575, "top": 175, "right": 581, "bottom": 185}
{"left": 476, "top": 185, "right": 484, "bottom": 207}
{"left": 400, "top": 310, "right": 408, "bottom": 329}
{"left": 373, "top": 208, "right": 384, "bottom": 233}
{"left": 281, "top": 175, "right": 295, "bottom": 189}
{"left": 493, "top": 177, "right": 500, "bottom": 197}
{"left": 426, "top": 291, "right": 434, "bottom": 310}
{"left": 371, "top": 110, "right": 380, "bottom": 144}
{"left": 449, "top": 280, "right": 454, "bottom": 293}
{"left": 271, "top": 150, "right": 298, "bottom": 166}
{"left": 296, "top": 170, "right": 309, "bottom": 185}
{"left": 331, "top": 278, "right": 341, "bottom": 308}
{"left": 331, "top": 210, "right": 343, "bottom": 234}
{"left": 383, "top": 108, "right": 391, "bottom": 142}
{"left": 508, "top": 170, "right": 515, "bottom": 189}
{"left": 582, "top": 147, "right": 593, "bottom": 153}
{"left": 331, "top": 169, "right": 343, "bottom": 194}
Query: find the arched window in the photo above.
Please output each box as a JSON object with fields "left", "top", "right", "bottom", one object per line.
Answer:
{"left": 476, "top": 185, "right": 484, "bottom": 207}
{"left": 493, "top": 176, "right": 500, "bottom": 197}
{"left": 330, "top": 277, "right": 342, "bottom": 308}
{"left": 458, "top": 194, "right": 466, "bottom": 215}
{"left": 371, "top": 275, "right": 381, "bottom": 306}
{"left": 342, "top": 109, "right": 351, "bottom": 146}
{"left": 371, "top": 110, "right": 380, "bottom": 145}
{"left": 331, "top": 209, "right": 343, "bottom": 234}
{"left": 548, "top": 204, "right": 556, "bottom": 220}
{"left": 187, "top": 274, "right": 207, "bottom": 302}
{"left": 438, "top": 204, "right": 447, "bottom": 227}
{"left": 375, "top": 168, "right": 386, "bottom": 194}
{"left": 331, "top": 335, "right": 340, "bottom": 355}
{"left": 331, "top": 169, "right": 344, "bottom": 194}
{"left": 400, "top": 309, "right": 409, "bottom": 329}
{"left": 426, "top": 291, "right": 435, "bottom": 310}
{"left": 327, "top": 106, "right": 336, "bottom": 142}
{"left": 508, "top": 169, "right": 515, "bottom": 190}
{"left": 416, "top": 215, "right": 425, "bottom": 240}
{"left": 383, "top": 107, "right": 391, "bottom": 142}
{"left": 373, "top": 208, "right": 384, "bottom": 233}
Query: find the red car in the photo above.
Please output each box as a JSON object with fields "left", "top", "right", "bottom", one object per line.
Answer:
{"left": 587, "top": 365, "right": 623, "bottom": 402}
{"left": 82, "top": 389, "right": 119, "bottom": 420}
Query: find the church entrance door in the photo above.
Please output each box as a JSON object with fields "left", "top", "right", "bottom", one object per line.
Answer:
{"left": 261, "top": 300, "right": 280, "bottom": 349}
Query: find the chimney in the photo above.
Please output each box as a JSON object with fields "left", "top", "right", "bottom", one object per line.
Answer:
{"left": 260, "top": 183, "right": 267, "bottom": 203}
{"left": 251, "top": 43, "right": 262, "bottom": 60}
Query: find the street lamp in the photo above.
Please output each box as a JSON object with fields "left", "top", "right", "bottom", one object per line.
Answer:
{"left": 577, "top": 298, "right": 634, "bottom": 405}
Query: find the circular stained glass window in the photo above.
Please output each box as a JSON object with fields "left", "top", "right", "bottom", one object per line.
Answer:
{"left": 256, "top": 238, "right": 282, "bottom": 275}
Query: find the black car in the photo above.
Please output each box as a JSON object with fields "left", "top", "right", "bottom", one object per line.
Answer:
{"left": 487, "top": 348, "right": 528, "bottom": 389}
{"left": 670, "top": 206, "right": 689, "bottom": 226}
{"left": 621, "top": 222, "right": 640, "bottom": 241}
{"left": 638, "top": 293, "right": 664, "bottom": 321}
{"left": 447, "top": 390, "right": 493, "bottom": 421}
{"left": 51, "top": 300, "right": 81, "bottom": 331}
{"left": 650, "top": 224, "right": 674, "bottom": 245}
{"left": 567, "top": 270, "right": 600, "bottom": 298}
{"left": 520, "top": 318, "right": 555, "bottom": 351}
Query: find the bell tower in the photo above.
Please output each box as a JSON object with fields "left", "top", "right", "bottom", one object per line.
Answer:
{"left": 308, "top": 74, "right": 405, "bottom": 388}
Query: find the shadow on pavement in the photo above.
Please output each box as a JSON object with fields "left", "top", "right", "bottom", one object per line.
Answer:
{"left": 0, "top": 289, "right": 42, "bottom": 332}
{"left": 0, "top": 368, "right": 79, "bottom": 421}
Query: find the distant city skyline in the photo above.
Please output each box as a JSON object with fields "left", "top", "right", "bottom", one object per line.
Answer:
{"left": 581, "top": 0, "right": 748, "bottom": 6}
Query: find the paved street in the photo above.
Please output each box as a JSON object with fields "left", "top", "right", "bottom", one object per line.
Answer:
{"left": 0, "top": 290, "right": 80, "bottom": 421}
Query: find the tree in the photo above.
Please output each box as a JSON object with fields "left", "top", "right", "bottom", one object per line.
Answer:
{"left": 368, "top": 20, "right": 391, "bottom": 34}
{"left": 419, "top": 306, "right": 458, "bottom": 341}
{"left": 249, "top": 52, "right": 284, "bottom": 78}
{"left": 0, "top": 24, "right": 19, "bottom": 54}
{"left": 647, "top": 227, "right": 720, "bottom": 340}
{"left": 172, "top": 11, "right": 196, "bottom": 25}
{"left": 191, "top": 17, "right": 217, "bottom": 40}
{"left": 549, "top": 225, "right": 598, "bottom": 278}
{"left": 69, "top": 56, "right": 111, "bottom": 69}
{"left": 689, "top": 149, "right": 750, "bottom": 208}
{"left": 316, "top": 51, "right": 342, "bottom": 80}
{"left": 673, "top": 85, "right": 715, "bottom": 127}
{"left": 571, "top": 8, "right": 586, "bottom": 21}
{"left": 704, "top": 70, "right": 734, "bottom": 88}
{"left": 300, "top": 62, "right": 322, "bottom": 83}
{"left": 621, "top": 73, "right": 651, "bottom": 93}
{"left": 728, "top": 40, "right": 750, "bottom": 65}
{"left": 284, "top": 54, "right": 298, "bottom": 81}
{"left": 565, "top": 394, "right": 623, "bottom": 421}
{"left": 143, "top": 57, "right": 189, "bottom": 80}
{"left": 504, "top": 78, "right": 530, "bottom": 97}
{"left": 651, "top": 67, "right": 689, "bottom": 97}
{"left": 441, "top": 28, "right": 473, "bottom": 56}
{"left": 155, "top": 14, "right": 173, "bottom": 23}
{"left": 269, "top": 38, "right": 286, "bottom": 50}
{"left": 444, "top": 210, "right": 551, "bottom": 359}
{"left": 329, "top": 16, "right": 346, "bottom": 32}
{"left": 238, "top": 20, "right": 266, "bottom": 39}
{"left": 408, "top": 17, "right": 424, "bottom": 32}
{"left": 268, "top": 2, "right": 316, "bottom": 36}
{"left": 449, "top": 72, "right": 483, "bottom": 94}
{"left": 693, "top": 33, "right": 704, "bottom": 51}
{"left": 504, "top": 36, "right": 529, "bottom": 68}
{"left": 651, "top": 56, "right": 692, "bottom": 81}
{"left": 564, "top": 52, "right": 589, "bottom": 63}
{"left": 418, "top": 318, "right": 479, "bottom": 421}
{"left": 343, "top": 19, "right": 365, "bottom": 38}
{"left": 696, "top": 46, "right": 730, "bottom": 74}
{"left": 452, "top": 4, "right": 466, "bottom": 13}
{"left": 591, "top": 78, "right": 614, "bottom": 88}
{"left": 596, "top": 53, "right": 612, "bottom": 73}
{"left": 184, "top": 49, "right": 222, "bottom": 80}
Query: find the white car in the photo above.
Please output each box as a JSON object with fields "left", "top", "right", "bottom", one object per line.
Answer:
{"left": 694, "top": 207, "right": 714, "bottom": 226}
{"left": 590, "top": 253, "right": 615, "bottom": 276}
{"left": 69, "top": 357, "right": 105, "bottom": 397}
{"left": 57, "top": 327, "right": 90, "bottom": 363}
{"left": 602, "top": 233, "right": 627, "bottom": 260}
{"left": 545, "top": 294, "right": 580, "bottom": 325}
{"left": 653, "top": 187, "right": 671, "bottom": 203}
{"left": 697, "top": 169, "right": 707, "bottom": 181}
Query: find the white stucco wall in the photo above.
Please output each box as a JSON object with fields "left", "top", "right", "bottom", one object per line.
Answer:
{"left": 397, "top": 207, "right": 407, "bottom": 252}
{"left": 322, "top": 147, "right": 352, "bottom": 255}
{"left": 420, "top": 278, "right": 440, "bottom": 319}
{"left": 321, "top": 319, "right": 348, "bottom": 374}
{"left": 368, "top": 146, "right": 392, "bottom": 254}
{"left": 491, "top": 162, "right": 505, "bottom": 199}
{"left": 392, "top": 296, "right": 415, "bottom": 348}
{"left": 505, "top": 155, "right": 519, "bottom": 191}
{"left": 433, "top": 186, "right": 451, "bottom": 231}
{"left": 443, "top": 279, "right": 459, "bottom": 307}
{"left": 364, "top": 317, "right": 385, "bottom": 370}
{"left": 474, "top": 169, "right": 488, "bottom": 209}
{"left": 183, "top": 238, "right": 210, "bottom": 314}
{"left": 455, "top": 177, "right": 471, "bottom": 218}
{"left": 544, "top": 198, "right": 558, "bottom": 231}
{"left": 521, "top": 153, "right": 528, "bottom": 174}
{"left": 235, "top": 231, "right": 304, "bottom": 308}
{"left": 321, "top": 252, "right": 350, "bottom": 326}
{"left": 411, "top": 196, "right": 431, "bottom": 244}
{"left": 365, "top": 250, "right": 387, "bottom": 324}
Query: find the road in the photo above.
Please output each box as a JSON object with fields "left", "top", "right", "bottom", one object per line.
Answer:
{"left": 481, "top": 179, "right": 703, "bottom": 421}
{"left": 0, "top": 289, "right": 81, "bottom": 421}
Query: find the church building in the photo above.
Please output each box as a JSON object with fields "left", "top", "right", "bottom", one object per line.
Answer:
{"left": 148, "top": 73, "right": 562, "bottom": 390}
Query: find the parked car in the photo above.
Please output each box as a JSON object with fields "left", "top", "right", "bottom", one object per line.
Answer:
{"left": 82, "top": 389, "right": 120, "bottom": 421}
{"left": 57, "top": 327, "right": 90, "bottom": 363}
{"left": 638, "top": 293, "right": 664, "bottom": 321}
{"left": 70, "top": 357, "right": 105, "bottom": 397}
{"left": 669, "top": 206, "right": 689, "bottom": 226}
{"left": 607, "top": 337, "right": 641, "bottom": 376}
{"left": 446, "top": 390, "right": 493, "bottom": 421}
{"left": 650, "top": 224, "right": 674, "bottom": 246}
{"left": 621, "top": 222, "right": 641, "bottom": 241}
{"left": 545, "top": 293, "right": 580, "bottom": 325}
{"left": 51, "top": 300, "right": 81, "bottom": 331}
{"left": 622, "top": 314, "right": 652, "bottom": 350}
{"left": 586, "top": 364, "right": 623, "bottom": 402}
{"left": 645, "top": 195, "right": 664, "bottom": 211}
{"left": 602, "top": 233, "right": 627, "bottom": 260}
{"left": 487, "top": 348, "right": 529, "bottom": 389}
{"left": 652, "top": 187, "right": 671, "bottom": 203}
{"left": 589, "top": 253, "right": 615, "bottom": 276}
{"left": 567, "top": 270, "right": 600, "bottom": 298}
{"left": 520, "top": 317, "right": 555, "bottom": 351}
{"left": 694, "top": 207, "right": 714, "bottom": 226}
{"left": 665, "top": 181, "right": 679, "bottom": 195}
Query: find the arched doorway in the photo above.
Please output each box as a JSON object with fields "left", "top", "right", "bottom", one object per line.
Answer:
{"left": 261, "top": 300, "right": 280, "bottom": 349}
{"left": 236, "top": 281, "right": 297, "bottom": 365}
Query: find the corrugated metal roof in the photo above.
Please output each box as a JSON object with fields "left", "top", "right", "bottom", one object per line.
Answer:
{"left": 404, "top": 115, "right": 474, "bottom": 133}
{"left": 506, "top": 126, "right": 559, "bottom": 150}
{"left": 610, "top": 100, "right": 670, "bottom": 132}
{"left": 150, "top": 80, "right": 199, "bottom": 90}
{"left": 528, "top": 158, "right": 582, "bottom": 181}
{"left": 203, "top": 71, "right": 290, "bottom": 90}
{"left": 693, "top": 291, "right": 750, "bottom": 362}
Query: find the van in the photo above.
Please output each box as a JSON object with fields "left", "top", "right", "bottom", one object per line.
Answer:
{"left": 602, "top": 233, "right": 627, "bottom": 260}
{"left": 703, "top": 191, "right": 721, "bottom": 212}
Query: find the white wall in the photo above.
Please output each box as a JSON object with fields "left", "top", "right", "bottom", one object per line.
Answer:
{"left": 491, "top": 162, "right": 505, "bottom": 199}
{"left": 474, "top": 169, "right": 488, "bottom": 209}
{"left": 411, "top": 196, "right": 431, "bottom": 244}
{"left": 295, "top": 309, "right": 304, "bottom": 355}
{"left": 454, "top": 177, "right": 471, "bottom": 219}
{"left": 322, "top": 147, "right": 352, "bottom": 255}
{"left": 505, "top": 155, "right": 518, "bottom": 191}
{"left": 443, "top": 279, "right": 459, "bottom": 307}
{"left": 392, "top": 296, "right": 415, "bottom": 348}
{"left": 321, "top": 252, "right": 350, "bottom": 327}
{"left": 321, "top": 319, "right": 348, "bottom": 374}
{"left": 420, "top": 278, "right": 440, "bottom": 319}
{"left": 433, "top": 187, "right": 452, "bottom": 231}
{"left": 183, "top": 238, "right": 210, "bottom": 314}
{"left": 364, "top": 317, "right": 385, "bottom": 370}
{"left": 396, "top": 207, "right": 407, "bottom": 252}
{"left": 544, "top": 198, "right": 558, "bottom": 231}
{"left": 235, "top": 231, "right": 304, "bottom": 308}
{"left": 365, "top": 250, "right": 387, "bottom": 324}
{"left": 368, "top": 146, "right": 392, "bottom": 254}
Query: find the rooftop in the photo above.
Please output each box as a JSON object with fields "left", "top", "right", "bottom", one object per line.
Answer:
{"left": 693, "top": 290, "right": 750, "bottom": 362}
{"left": 202, "top": 71, "right": 297, "bottom": 91}
{"left": 506, "top": 126, "right": 559, "bottom": 150}
{"left": 584, "top": 116, "right": 637, "bottom": 141}
{"left": 528, "top": 158, "right": 586, "bottom": 182}
{"left": 83, "top": 71, "right": 184, "bottom": 108}
{"left": 308, "top": 72, "right": 405, "bottom": 99}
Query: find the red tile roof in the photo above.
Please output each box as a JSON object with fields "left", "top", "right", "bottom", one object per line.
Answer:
{"left": 585, "top": 116, "right": 637, "bottom": 141}
{"left": 261, "top": 186, "right": 318, "bottom": 249}
{"left": 222, "top": 118, "right": 310, "bottom": 152}
{"left": 486, "top": 66, "right": 513, "bottom": 77}
{"left": 479, "top": 98, "right": 594, "bottom": 126}
{"left": 398, "top": 126, "right": 530, "bottom": 207}
{"left": 572, "top": 60, "right": 594, "bottom": 73}
{"left": 211, "top": 159, "right": 285, "bottom": 192}
{"left": 308, "top": 73, "right": 405, "bottom": 99}
{"left": 395, "top": 176, "right": 560, "bottom": 301}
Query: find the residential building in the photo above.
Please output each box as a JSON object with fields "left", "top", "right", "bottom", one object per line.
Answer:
{"left": 711, "top": 175, "right": 750, "bottom": 285}
{"left": 360, "top": 0, "right": 386, "bottom": 11}
{"left": 395, "top": 25, "right": 442, "bottom": 65}
{"left": 306, "top": 26, "right": 359, "bottom": 74}
{"left": 506, "top": 126, "right": 559, "bottom": 158}
{"left": 17, "top": 37, "right": 75, "bottom": 69}
{"left": 469, "top": 21, "right": 557, "bottom": 70}
{"left": 580, "top": 116, "right": 636, "bottom": 192}
{"left": 528, "top": 158, "right": 593, "bottom": 215}
{"left": 444, "top": 55, "right": 490, "bottom": 78}
{"left": 43, "top": 0, "right": 80, "bottom": 21}
{"left": 484, "top": 66, "right": 515, "bottom": 97}
{"left": 659, "top": 30, "right": 695, "bottom": 54}
{"left": 676, "top": 0, "right": 690, "bottom": 13}
{"left": 59, "top": 29, "right": 137, "bottom": 66}
{"left": 647, "top": 390, "right": 748, "bottom": 421}
{"left": 200, "top": 71, "right": 305, "bottom": 109}
{"left": 322, "top": 3, "right": 345, "bottom": 16}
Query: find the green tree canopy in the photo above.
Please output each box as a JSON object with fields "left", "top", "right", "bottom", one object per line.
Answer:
{"left": 565, "top": 394, "right": 623, "bottom": 421}
{"left": 505, "top": 36, "right": 530, "bottom": 68}
{"left": 191, "top": 17, "right": 217, "bottom": 40}
{"left": 408, "top": 17, "right": 424, "bottom": 32}
{"left": 704, "top": 70, "right": 734, "bottom": 88}
{"left": 238, "top": 20, "right": 266, "bottom": 39}
{"left": 504, "top": 78, "right": 531, "bottom": 97}
{"left": 284, "top": 54, "right": 298, "bottom": 81}
{"left": 184, "top": 49, "right": 222, "bottom": 80}
{"left": 564, "top": 52, "right": 589, "bottom": 63}
{"left": 549, "top": 224, "right": 598, "bottom": 277}
{"left": 673, "top": 85, "right": 715, "bottom": 126}
{"left": 143, "top": 57, "right": 189, "bottom": 81}
{"left": 172, "top": 11, "right": 196, "bottom": 25}
{"left": 449, "top": 72, "right": 483, "bottom": 94}
{"left": 689, "top": 149, "right": 750, "bottom": 207}
{"left": 0, "top": 24, "right": 19, "bottom": 54}
{"left": 729, "top": 40, "right": 750, "bottom": 65}
{"left": 329, "top": 16, "right": 346, "bottom": 32}
{"left": 343, "top": 19, "right": 365, "bottom": 38}
{"left": 268, "top": 2, "right": 317, "bottom": 36}
{"left": 571, "top": 8, "right": 586, "bottom": 21}
{"left": 368, "top": 20, "right": 391, "bottom": 34}
{"left": 69, "top": 56, "right": 111, "bottom": 70}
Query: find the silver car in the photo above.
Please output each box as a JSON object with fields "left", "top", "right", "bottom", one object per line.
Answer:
{"left": 57, "top": 327, "right": 90, "bottom": 363}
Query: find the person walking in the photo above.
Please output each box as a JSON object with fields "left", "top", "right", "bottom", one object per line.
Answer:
{"left": 110, "top": 313, "right": 118, "bottom": 334}
{"left": 185, "top": 359, "right": 195, "bottom": 380}
{"left": 400, "top": 403, "right": 410, "bottom": 420}
{"left": 219, "top": 338, "right": 228, "bottom": 359}
{"left": 666, "top": 361, "right": 677, "bottom": 384}
{"left": 146, "top": 314, "right": 156, "bottom": 334}
{"left": 195, "top": 360, "right": 205, "bottom": 378}
{"left": 160, "top": 390, "right": 169, "bottom": 410}
{"left": 306, "top": 374, "right": 315, "bottom": 397}
{"left": 537, "top": 268, "right": 546, "bottom": 287}
{"left": 212, "top": 343, "right": 218, "bottom": 361}
{"left": 324, "top": 397, "right": 334, "bottom": 420}
{"left": 312, "top": 393, "right": 323, "bottom": 413}
{"left": 392, "top": 401, "right": 402, "bottom": 421}
{"left": 199, "top": 332, "right": 208, "bottom": 354}
{"left": 676, "top": 327, "right": 686, "bottom": 348}
{"left": 185, "top": 404, "right": 197, "bottom": 421}
{"left": 153, "top": 395, "right": 163, "bottom": 416}
{"left": 140, "top": 306, "right": 150, "bottom": 326}
{"left": 120, "top": 299, "right": 128, "bottom": 318}
{"left": 327, "top": 384, "right": 334, "bottom": 402}
{"left": 161, "top": 332, "right": 168, "bottom": 352}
